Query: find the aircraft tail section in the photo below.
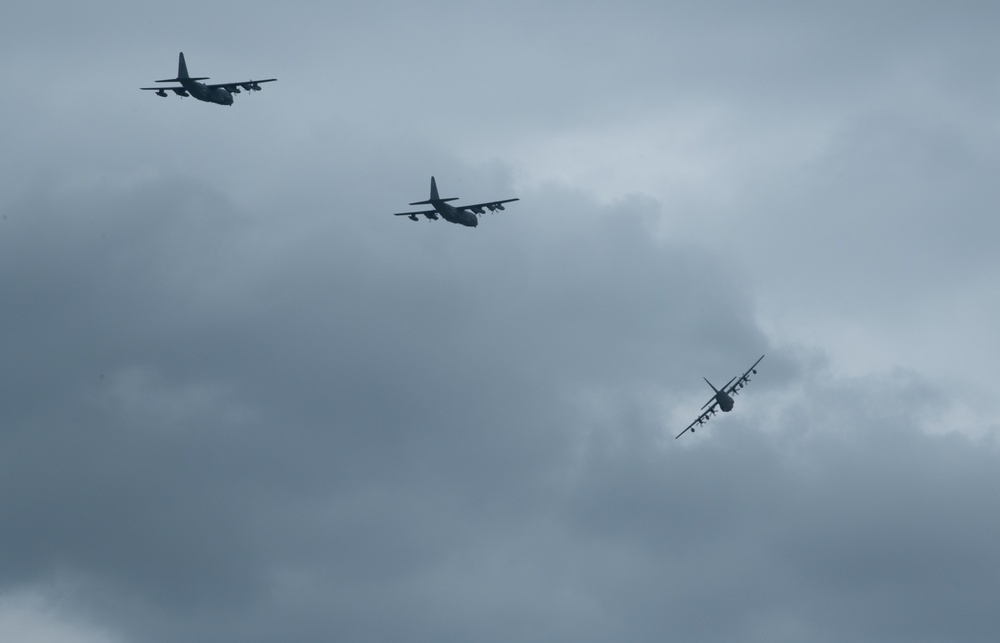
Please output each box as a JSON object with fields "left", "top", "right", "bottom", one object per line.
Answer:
{"left": 155, "top": 52, "right": 210, "bottom": 83}
{"left": 409, "top": 176, "right": 459, "bottom": 205}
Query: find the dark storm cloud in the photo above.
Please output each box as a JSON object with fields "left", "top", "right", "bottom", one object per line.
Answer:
{"left": 3, "top": 161, "right": 999, "bottom": 643}
{"left": 0, "top": 162, "right": 755, "bottom": 640}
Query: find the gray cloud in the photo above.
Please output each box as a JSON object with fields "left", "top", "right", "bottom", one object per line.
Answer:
{"left": 2, "top": 2, "right": 999, "bottom": 642}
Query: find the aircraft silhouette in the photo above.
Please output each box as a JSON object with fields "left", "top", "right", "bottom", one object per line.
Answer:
{"left": 676, "top": 355, "right": 765, "bottom": 439}
{"left": 141, "top": 52, "right": 276, "bottom": 106}
{"left": 393, "top": 177, "right": 519, "bottom": 228}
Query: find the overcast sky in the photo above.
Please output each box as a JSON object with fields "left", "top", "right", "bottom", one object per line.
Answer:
{"left": 2, "top": 2, "right": 1000, "bottom": 642}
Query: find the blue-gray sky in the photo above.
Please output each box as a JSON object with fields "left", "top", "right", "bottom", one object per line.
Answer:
{"left": 2, "top": 2, "right": 999, "bottom": 642}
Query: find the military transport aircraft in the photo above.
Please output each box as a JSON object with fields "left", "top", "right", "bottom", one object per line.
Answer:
{"left": 675, "top": 355, "right": 765, "bottom": 439}
{"left": 393, "top": 177, "right": 519, "bottom": 228}
{"left": 141, "top": 53, "right": 276, "bottom": 106}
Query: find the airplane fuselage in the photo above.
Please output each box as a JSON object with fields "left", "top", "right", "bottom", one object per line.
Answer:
{"left": 704, "top": 377, "right": 735, "bottom": 413}
{"left": 177, "top": 79, "right": 234, "bottom": 106}
{"left": 433, "top": 200, "right": 478, "bottom": 227}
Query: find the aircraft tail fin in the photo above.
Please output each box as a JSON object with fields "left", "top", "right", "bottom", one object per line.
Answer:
{"left": 700, "top": 378, "right": 720, "bottom": 409}
{"left": 409, "top": 176, "right": 459, "bottom": 205}
{"left": 155, "top": 52, "right": 210, "bottom": 83}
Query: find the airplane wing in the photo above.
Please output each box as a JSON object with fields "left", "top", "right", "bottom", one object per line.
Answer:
{"left": 456, "top": 198, "right": 519, "bottom": 215}
{"left": 726, "top": 354, "right": 765, "bottom": 395}
{"left": 393, "top": 209, "right": 440, "bottom": 221}
{"left": 207, "top": 79, "right": 277, "bottom": 93}
{"left": 676, "top": 401, "right": 719, "bottom": 439}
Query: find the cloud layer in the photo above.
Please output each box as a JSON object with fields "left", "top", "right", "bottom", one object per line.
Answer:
{"left": 2, "top": 2, "right": 1000, "bottom": 642}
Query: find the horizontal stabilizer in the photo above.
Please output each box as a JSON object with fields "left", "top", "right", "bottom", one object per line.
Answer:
{"left": 409, "top": 197, "right": 458, "bottom": 205}
{"left": 155, "top": 77, "right": 209, "bottom": 83}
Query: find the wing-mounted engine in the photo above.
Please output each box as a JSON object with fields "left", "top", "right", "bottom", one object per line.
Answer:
{"left": 426, "top": 212, "right": 439, "bottom": 220}
{"left": 408, "top": 214, "right": 419, "bottom": 221}
{"left": 172, "top": 88, "right": 189, "bottom": 97}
